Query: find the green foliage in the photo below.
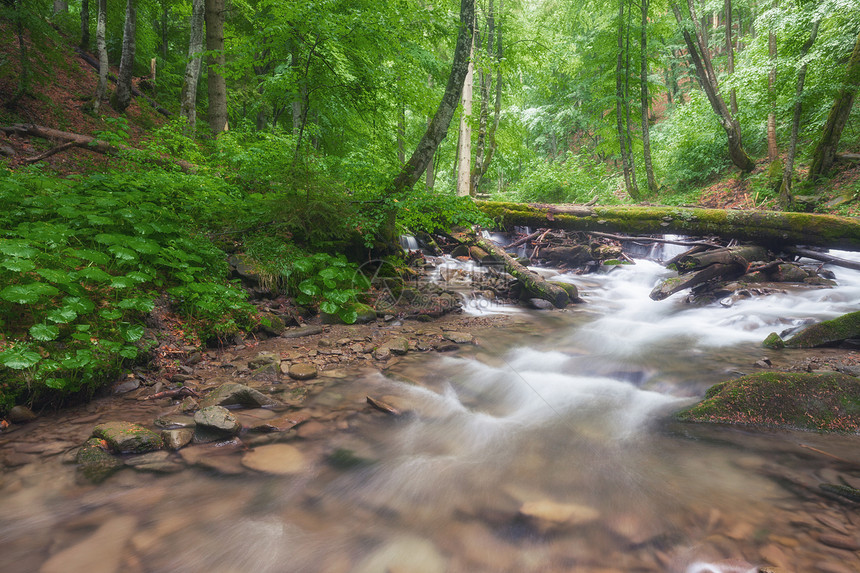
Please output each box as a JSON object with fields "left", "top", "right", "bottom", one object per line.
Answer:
{"left": 396, "top": 192, "right": 494, "bottom": 234}
{"left": 0, "top": 167, "right": 253, "bottom": 410}
{"left": 501, "top": 155, "right": 619, "bottom": 204}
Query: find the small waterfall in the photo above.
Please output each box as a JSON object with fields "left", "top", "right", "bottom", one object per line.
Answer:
{"left": 399, "top": 234, "right": 420, "bottom": 251}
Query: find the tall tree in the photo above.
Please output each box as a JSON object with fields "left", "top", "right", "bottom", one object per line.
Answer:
{"left": 111, "top": 0, "right": 137, "bottom": 113}
{"left": 471, "top": 0, "right": 503, "bottom": 193}
{"left": 670, "top": 0, "right": 755, "bottom": 172}
{"left": 807, "top": 29, "right": 860, "bottom": 181}
{"left": 93, "top": 0, "right": 107, "bottom": 114}
{"left": 80, "top": 0, "right": 89, "bottom": 50}
{"left": 640, "top": 0, "right": 657, "bottom": 193}
{"left": 180, "top": 0, "right": 205, "bottom": 133}
{"left": 456, "top": 33, "right": 475, "bottom": 196}
{"left": 766, "top": 0, "right": 778, "bottom": 161}
{"left": 52, "top": 0, "right": 67, "bottom": 14}
{"left": 389, "top": 0, "right": 475, "bottom": 196}
{"left": 616, "top": 0, "right": 639, "bottom": 199}
{"left": 725, "top": 0, "right": 737, "bottom": 114}
{"left": 206, "top": 0, "right": 228, "bottom": 134}
{"left": 780, "top": 16, "right": 820, "bottom": 205}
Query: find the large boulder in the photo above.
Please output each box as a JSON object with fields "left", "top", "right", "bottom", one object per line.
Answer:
{"left": 676, "top": 372, "right": 860, "bottom": 431}
{"left": 92, "top": 422, "right": 163, "bottom": 454}
{"left": 201, "top": 382, "right": 281, "bottom": 408}
{"left": 782, "top": 311, "right": 860, "bottom": 349}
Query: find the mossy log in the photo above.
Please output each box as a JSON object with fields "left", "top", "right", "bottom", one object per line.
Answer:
{"left": 676, "top": 245, "right": 769, "bottom": 271}
{"left": 649, "top": 263, "right": 738, "bottom": 301}
{"left": 451, "top": 232, "right": 570, "bottom": 308}
{"left": 476, "top": 202, "right": 860, "bottom": 251}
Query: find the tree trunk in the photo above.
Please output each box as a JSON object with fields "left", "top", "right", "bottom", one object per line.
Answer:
{"left": 389, "top": 0, "right": 475, "bottom": 196}
{"left": 671, "top": 0, "right": 755, "bottom": 172}
{"left": 473, "top": 0, "right": 503, "bottom": 192}
{"left": 205, "top": 0, "right": 228, "bottom": 135}
{"left": 457, "top": 35, "right": 475, "bottom": 197}
{"left": 397, "top": 103, "right": 406, "bottom": 165}
{"left": 93, "top": 0, "right": 107, "bottom": 114}
{"left": 640, "top": 0, "right": 657, "bottom": 194}
{"left": 766, "top": 0, "right": 778, "bottom": 161}
{"left": 476, "top": 201, "right": 860, "bottom": 250}
{"left": 80, "top": 0, "right": 90, "bottom": 50}
{"left": 725, "top": 0, "right": 737, "bottom": 114}
{"left": 111, "top": 0, "right": 136, "bottom": 113}
{"left": 53, "top": 1, "right": 68, "bottom": 14}
{"left": 9, "top": 0, "right": 30, "bottom": 107}
{"left": 472, "top": 9, "right": 490, "bottom": 194}
{"left": 780, "top": 18, "right": 820, "bottom": 206}
{"left": 808, "top": 29, "right": 860, "bottom": 182}
{"left": 180, "top": 0, "right": 205, "bottom": 134}
{"left": 616, "top": 0, "right": 639, "bottom": 200}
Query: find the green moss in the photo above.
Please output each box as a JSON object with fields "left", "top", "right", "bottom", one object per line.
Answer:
{"left": 762, "top": 332, "right": 785, "bottom": 349}
{"left": 676, "top": 372, "right": 860, "bottom": 432}
{"left": 784, "top": 311, "right": 860, "bottom": 348}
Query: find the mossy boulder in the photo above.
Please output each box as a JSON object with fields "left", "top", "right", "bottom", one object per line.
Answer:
{"left": 676, "top": 372, "right": 860, "bottom": 431}
{"left": 783, "top": 311, "right": 860, "bottom": 348}
{"left": 76, "top": 437, "right": 124, "bottom": 483}
{"left": 549, "top": 281, "right": 581, "bottom": 303}
{"left": 762, "top": 332, "right": 785, "bottom": 350}
{"left": 92, "top": 421, "right": 163, "bottom": 453}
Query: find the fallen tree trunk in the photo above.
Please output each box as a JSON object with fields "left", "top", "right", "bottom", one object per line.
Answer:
{"left": 676, "top": 245, "right": 769, "bottom": 271}
{"left": 477, "top": 202, "right": 860, "bottom": 251}
{"left": 650, "top": 263, "right": 740, "bottom": 301}
{"left": 787, "top": 246, "right": 860, "bottom": 271}
{"left": 1, "top": 124, "right": 196, "bottom": 173}
{"left": 451, "top": 232, "right": 570, "bottom": 308}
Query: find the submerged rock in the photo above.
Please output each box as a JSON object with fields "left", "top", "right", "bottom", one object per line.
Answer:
{"left": 519, "top": 499, "right": 600, "bottom": 532}
{"left": 92, "top": 421, "right": 163, "bottom": 454}
{"left": 39, "top": 515, "right": 137, "bottom": 573}
{"left": 76, "top": 438, "right": 124, "bottom": 483}
{"left": 676, "top": 372, "right": 860, "bottom": 431}
{"left": 125, "top": 451, "right": 183, "bottom": 473}
{"left": 288, "top": 363, "right": 318, "bottom": 381}
{"left": 241, "top": 443, "right": 307, "bottom": 475}
{"left": 201, "top": 382, "right": 281, "bottom": 408}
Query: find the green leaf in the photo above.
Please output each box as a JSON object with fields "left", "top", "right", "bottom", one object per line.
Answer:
{"left": 338, "top": 308, "right": 358, "bottom": 324}
{"left": 69, "top": 249, "right": 110, "bottom": 265}
{"left": 44, "top": 377, "right": 68, "bottom": 389}
{"left": 36, "top": 268, "right": 73, "bottom": 283}
{"left": 47, "top": 307, "right": 77, "bottom": 324}
{"left": 0, "top": 350, "right": 42, "bottom": 369}
{"left": 94, "top": 233, "right": 126, "bottom": 245}
{"left": 0, "top": 241, "right": 38, "bottom": 258}
{"left": 110, "top": 276, "right": 136, "bottom": 289}
{"left": 320, "top": 301, "right": 339, "bottom": 314}
{"left": 30, "top": 323, "right": 60, "bottom": 341}
{"left": 99, "top": 309, "right": 123, "bottom": 320}
{"left": 86, "top": 214, "right": 114, "bottom": 226}
{"left": 298, "top": 279, "right": 320, "bottom": 297}
{"left": 1, "top": 284, "right": 45, "bottom": 304}
{"left": 119, "top": 323, "right": 144, "bottom": 342}
{"left": 2, "top": 259, "right": 36, "bottom": 272}
{"left": 117, "top": 297, "right": 155, "bottom": 312}
{"left": 125, "top": 271, "right": 152, "bottom": 283}
{"left": 64, "top": 296, "right": 95, "bottom": 314}
{"left": 76, "top": 267, "right": 114, "bottom": 282}
{"left": 119, "top": 345, "right": 139, "bottom": 359}
{"left": 108, "top": 245, "right": 138, "bottom": 261}
{"left": 127, "top": 237, "right": 161, "bottom": 255}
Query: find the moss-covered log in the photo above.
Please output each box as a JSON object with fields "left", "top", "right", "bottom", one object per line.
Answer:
{"left": 451, "top": 232, "right": 570, "bottom": 308}
{"left": 677, "top": 372, "right": 860, "bottom": 431}
{"left": 649, "top": 263, "right": 737, "bottom": 301}
{"left": 476, "top": 202, "right": 860, "bottom": 251}
{"left": 676, "top": 245, "right": 769, "bottom": 271}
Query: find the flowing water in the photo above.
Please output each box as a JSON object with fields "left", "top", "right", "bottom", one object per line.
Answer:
{"left": 2, "top": 251, "right": 860, "bottom": 572}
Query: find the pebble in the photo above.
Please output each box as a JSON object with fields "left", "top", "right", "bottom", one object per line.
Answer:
{"left": 819, "top": 533, "right": 860, "bottom": 551}
{"left": 289, "top": 363, "right": 318, "bottom": 380}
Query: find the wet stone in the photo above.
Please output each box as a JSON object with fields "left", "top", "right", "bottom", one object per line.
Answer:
{"left": 241, "top": 443, "right": 308, "bottom": 475}
{"left": 125, "top": 451, "right": 183, "bottom": 473}
{"left": 193, "top": 406, "right": 240, "bottom": 443}
{"left": 373, "top": 346, "right": 392, "bottom": 361}
{"left": 76, "top": 438, "right": 124, "bottom": 483}
{"left": 161, "top": 428, "right": 194, "bottom": 450}
{"left": 153, "top": 414, "right": 196, "bottom": 429}
{"left": 353, "top": 535, "right": 446, "bottom": 573}
{"left": 819, "top": 533, "right": 860, "bottom": 551}
{"left": 443, "top": 331, "right": 474, "bottom": 344}
{"left": 39, "top": 515, "right": 137, "bottom": 573}
{"left": 519, "top": 499, "right": 600, "bottom": 532}
{"left": 386, "top": 337, "right": 410, "bottom": 355}
{"left": 8, "top": 405, "right": 36, "bottom": 423}
{"left": 248, "top": 351, "right": 281, "bottom": 370}
{"left": 289, "top": 363, "right": 318, "bottom": 381}
{"left": 200, "top": 382, "right": 281, "bottom": 408}
{"left": 92, "top": 422, "right": 163, "bottom": 454}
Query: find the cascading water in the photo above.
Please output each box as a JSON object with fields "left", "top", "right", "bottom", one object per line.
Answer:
{"left": 2, "top": 250, "right": 860, "bottom": 572}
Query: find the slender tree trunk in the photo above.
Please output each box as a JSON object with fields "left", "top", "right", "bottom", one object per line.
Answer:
{"left": 725, "top": 0, "right": 737, "bottom": 114}
{"left": 424, "top": 75, "right": 436, "bottom": 190}
{"left": 640, "top": 0, "right": 657, "bottom": 193}
{"left": 472, "top": 21, "right": 489, "bottom": 193}
{"left": 808, "top": 30, "right": 860, "bottom": 182}
{"left": 671, "top": 0, "right": 755, "bottom": 172}
{"left": 457, "top": 33, "right": 475, "bottom": 197}
{"left": 766, "top": 0, "right": 778, "bottom": 161}
{"left": 9, "top": 0, "right": 30, "bottom": 106}
{"left": 397, "top": 102, "right": 406, "bottom": 165}
{"left": 623, "top": 2, "right": 637, "bottom": 193}
{"left": 616, "top": 0, "right": 639, "bottom": 199}
{"left": 80, "top": 0, "right": 90, "bottom": 50}
{"left": 473, "top": 0, "right": 503, "bottom": 192}
{"left": 53, "top": 1, "right": 68, "bottom": 14}
{"left": 180, "top": 0, "right": 205, "bottom": 133}
{"left": 389, "top": 0, "right": 475, "bottom": 196}
{"left": 111, "top": 0, "right": 137, "bottom": 113}
{"left": 205, "top": 0, "right": 228, "bottom": 135}
{"left": 780, "top": 18, "right": 820, "bottom": 205}
{"left": 93, "top": 0, "right": 107, "bottom": 114}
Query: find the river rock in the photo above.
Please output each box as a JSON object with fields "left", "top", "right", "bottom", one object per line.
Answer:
{"left": 248, "top": 351, "right": 281, "bottom": 370}
{"left": 193, "top": 406, "right": 240, "bottom": 442}
{"left": 386, "top": 337, "right": 410, "bottom": 355}
{"left": 819, "top": 533, "right": 860, "bottom": 551}
{"left": 443, "top": 331, "right": 474, "bottom": 344}
{"left": 8, "top": 405, "right": 36, "bottom": 423}
{"left": 124, "top": 451, "right": 183, "bottom": 473}
{"left": 281, "top": 325, "right": 324, "bottom": 338}
{"left": 39, "top": 515, "right": 137, "bottom": 573}
{"left": 76, "top": 437, "right": 124, "bottom": 483}
{"left": 201, "top": 382, "right": 281, "bottom": 408}
{"left": 258, "top": 312, "right": 286, "bottom": 335}
{"left": 92, "top": 422, "right": 163, "bottom": 454}
{"left": 153, "top": 414, "right": 196, "bottom": 429}
{"left": 519, "top": 499, "right": 600, "bottom": 531}
{"left": 783, "top": 310, "right": 860, "bottom": 348}
{"left": 288, "top": 363, "right": 318, "bottom": 381}
{"left": 161, "top": 428, "right": 194, "bottom": 450}
{"left": 179, "top": 439, "right": 246, "bottom": 475}
{"left": 353, "top": 303, "right": 378, "bottom": 324}
{"left": 241, "top": 443, "right": 308, "bottom": 475}
{"left": 373, "top": 346, "right": 392, "bottom": 361}
{"left": 353, "top": 535, "right": 447, "bottom": 573}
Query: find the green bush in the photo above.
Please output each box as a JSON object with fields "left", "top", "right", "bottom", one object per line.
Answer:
{"left": 501, "top": 154, "right": 617, "bottom": 204}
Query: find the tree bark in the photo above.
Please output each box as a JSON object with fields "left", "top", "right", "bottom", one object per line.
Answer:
{"left": 671, "top": 0, "right": 755, "bottom": 172}
{"left": 616, "top": 0, "right": 639, "bottom": 199}
{"left": 766, "top": 0, "right": 778, "bottom": 161}
{"left": 111, "top": 0, "right": 136, "bottom": 113}
{"left": 725, "top": 0, "right": 737, "bottom": 115}
{"left": 80, "top": 0, "right": 90, "bottom": 50}
{"left": 457, "top": 34, "right": 475, "bottom": 197}
{"left": 640, "top": 0, "right": 657, "bottom": 193}
{"left": 472, "top": 4, "right": 490, "bottom": 194}
{"left": 476, "top": 201, "right": 860, "bottom": 250}
{"left": 780, "top": 18, "right": 820, "bottom": 205}
{"left": 93, "top": 0, "right": 107, "bottom": 114}
{"left": 472, "top": 0, "right": 503, "bottom": 192}
{"left": 53, "top": 0, "right": 68, "bottom": 14}
{"left": 808, "top": 29, "right": 860, "bottom": 182}
{"left": 389, "top": 0, "right": 475, "bottom": 196}
{"left": 180, "top": 0, "right": 206, "bottom": 134}
{"left": 205, "top": 0, "right": 228, "bottom": 135}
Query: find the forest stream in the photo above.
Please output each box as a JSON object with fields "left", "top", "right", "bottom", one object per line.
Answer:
{"left": 2, "top": 248, "right": 860, "bottom": 573}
